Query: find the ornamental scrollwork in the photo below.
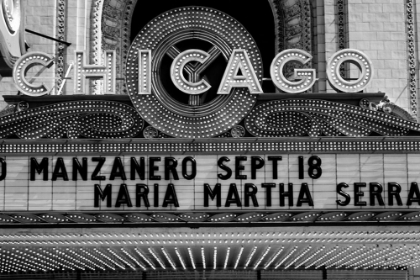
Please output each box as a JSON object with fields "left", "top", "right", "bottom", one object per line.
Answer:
{"left": 0, "top": 101, "right": 143, "bottom": 139}
{"left": 244, "top": 99, "right": 420, "bottom": 137}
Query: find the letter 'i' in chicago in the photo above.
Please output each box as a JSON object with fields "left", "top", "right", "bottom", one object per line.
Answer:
{"left": 0, "top": 0, "right": 420, "bottom": 279}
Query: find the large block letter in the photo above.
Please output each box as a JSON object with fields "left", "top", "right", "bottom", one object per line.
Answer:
{"left": 74, "top": 50, "right": 116, "bottom": 94}
{"left": 170, "top": 49, "right": 212, "bottom": 95}
{"left": 270, "top": 49, "right": 317, "bottom": 94}
{"left": 327, "top": 49, "right": 373, "bottom": 93}
{"left": 218, "top": 49, "right": 263, "bottom": 94}
{"left": 13, "top": 52, "right": 54, "bottom": 96}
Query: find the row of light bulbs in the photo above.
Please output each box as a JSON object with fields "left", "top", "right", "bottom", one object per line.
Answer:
{"left": 2, "top": 244, "right": 417, "bottom": 273}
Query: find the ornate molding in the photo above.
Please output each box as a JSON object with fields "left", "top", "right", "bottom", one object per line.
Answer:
{"left": 337, "top": 0, "right": 348, "bottom": 78}
{"left": 55, "top": 0, "right": 67, "bottom": 94}
{"left": 0, "top": 100, "right": 143, "bottom": 139}
{"left": 0, "top": 137, "right": 419, "bottom": 154}
{"left": 271, "top": 0, "right": 312, "bottom": 85}
{"left": 0, "top": 210, "right": 419, "bottom": 226}
{"left": 245, "top": 99, "right": 419, "bottom": 137}
{"left": 271, "top": 0, "right": 312, "bottom": 54}
{"left": 98, "top": 0, "right": 137, "bottom": 95}
{"left": 90, "top": 0, "right": 104, "bottom": 95}
{"left": 406, "top": 0, "right": 418, "bottom": 116}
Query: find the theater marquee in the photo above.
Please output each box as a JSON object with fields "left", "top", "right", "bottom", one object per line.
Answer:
{"left": 0, "top": 6, "right": 420, "bottom": 225}
{"left": 1, "top": 154, "right": 420, "bottom": 212}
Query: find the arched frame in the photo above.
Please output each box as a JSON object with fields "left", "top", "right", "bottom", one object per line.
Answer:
{"left": 89, "top": 0, "right": 313, "bottom": 95}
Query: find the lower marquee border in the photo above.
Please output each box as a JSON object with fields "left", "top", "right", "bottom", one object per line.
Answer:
{"left": 0, "top": 137, "right": 420, "bottom": 155}
{"left": 0, "top": 210, "right": 420, "bottom": 226}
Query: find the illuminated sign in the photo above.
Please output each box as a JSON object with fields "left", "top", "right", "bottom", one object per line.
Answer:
{"left": 13, "top": 48, "right": 373, "bottom": 97}
{"left": 1, "top": 154, "right": 419, "bottom": 211}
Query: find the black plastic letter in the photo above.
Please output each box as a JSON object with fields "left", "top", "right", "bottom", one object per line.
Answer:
{"left": 244, "top": 183, "right": 259, "bottom": 207}
{"left": 72, "top": 157, "right": 87, "bottom": 181}
{"left": 407, "top": 182, "right": 420, "bottom": 206}
{"left": 131, "top": 157, "right": 145, "bottom": 180}
{"left": 369, "top": 182, "right": 384, "bottom": 206}
{"left": 268, "top": 156, "right": 282, "bottom": 179}
{"left": 388, "top": 182, "right": 403, "bottom": 206}
{"left": 336, "top": 182, "right": 351, "bottom": 206}
{"left": 30, "top": 157, "right": 49, "bottom": 181}
{"left": 182, "top": 157, "right": 196, "bottom": 180}
{"left": 235, "top": 156, "right": 247, "bottom": 180}
{"left": 354, "top": 182, "right": 367, "bottom": 206}
{"left": 204, "top": 183, "right": 221, "bottom": 207}
{"left": 262, "top": 183, "right": 275, "bottom": 207}
{"left": 225, "top": 183, "right": 242, "bottom": 207}
{"left": 218, "top": 157, "right": 232, "bottom": 180}
{"left": 136, "top": 184, "right": 150, "bottom": 207}
{"left": 296, "top": 183, "right": 314, "bottom": 206}
{"left": 149, "top": 157, "right": 161, "bottom": 180}
{"left": 110, "top": 157, "right": 127, "bottom": 180}
{"left": 115, "top": 184, "right": 132, "bottom": 207}
{"left": 94, "top": 184, "right": 112, "bottom": 207}
{"left": 91, "top": 157, "right": 106, "bottom": 181}
{"left": 164, "top": 157, "right": 179, "bottom": 180}
{"left": 52, "top": 157, "right": 69, "bottom": 181}
{"left": 162, "top": 184, "right": 179, "bottom": 207}
{"left": 280, "top": 183, "right": 293, "bottom": 207}
{"left": 0, "top": 158, "right": 6, "bottom": 181}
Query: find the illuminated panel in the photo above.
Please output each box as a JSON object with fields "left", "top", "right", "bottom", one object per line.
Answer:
{"left": 275, "top": 246, "right": 297, "bottom": 269}
{"left": 264, "top": 247, "right": 284, "bottom": 269}
{"left": 270, "top": 49, "right": 316, "bottom": 93}
{"left": 253, "top": 247, "right": 271, "bottom": 270}
{"left": 135, "top": 248, "right": 156, "bottom": 270}
{"left": 148, "top": 248, "right": 166, "bottom": 269}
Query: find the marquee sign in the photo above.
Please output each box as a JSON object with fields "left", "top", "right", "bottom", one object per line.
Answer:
{"left": 0, "top": 154, "right": 419, "bottom": 212}
{"left": 0, "top": 6, "right": 419, "bottom": 225}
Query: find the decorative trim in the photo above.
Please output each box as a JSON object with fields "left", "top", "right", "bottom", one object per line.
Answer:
{"left": 337, "top": 0, "right": 347, "bottom": 51}
{"left": 245, "top": 99, "right": 419, "bottom": 137}
{"left": 271, "top": 0, "right": 312, "bottom": 53}
{"left": 406, "top": 0, "right": 418, "bottom": 116}
{"left": 0, "top": 210, "right": 419, "bottom": 226}
{"left": 0, "top": 101, "right": 143, "bottom": 139}
{"left": 55, "top": 0, "right": 67, "bottom": 94}
{"left": 99, "top": 0, "right": 137, "bottom": 95}
{"left": 0, "top": 138, "right": 420, "bottom": 154}
{"left": 336, "top": 0, "right": 348, "bottom": 78}
{"left": 90, "top": 0, "right": 104, "bottom": 95}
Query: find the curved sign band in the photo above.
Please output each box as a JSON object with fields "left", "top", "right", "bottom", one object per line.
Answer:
{"left": 125, "top": 6, "right": 263, "bottom": 138}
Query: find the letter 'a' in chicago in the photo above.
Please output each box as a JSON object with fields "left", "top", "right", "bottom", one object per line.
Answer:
{"left": 1, "top": 0, "right": 420, "bottom": 279}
